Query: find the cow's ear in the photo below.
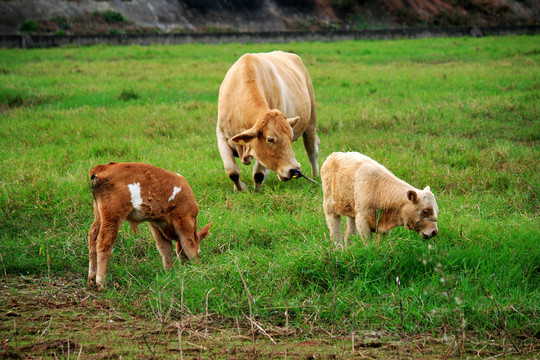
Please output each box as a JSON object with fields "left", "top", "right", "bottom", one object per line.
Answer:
{"left": 423, "top": 186, "right": 431, "bottom": 192}
{"left": 198, "top": 223, "right": 212, "bottom": 242}
{"left": 287, "top": 116, "right": 300, "bottom": 128}
{"left": 407, "top": 190, "right": 418, "bottom": 203}
{"left": 232, "top": 127, "right": 258, "bottom": 144}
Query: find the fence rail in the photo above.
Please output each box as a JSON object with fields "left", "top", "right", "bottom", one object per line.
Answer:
{"left": 1, "top": 25, "right": 539, "bottom": 48}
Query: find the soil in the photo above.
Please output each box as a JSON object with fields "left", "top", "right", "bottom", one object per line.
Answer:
{"left": 1, "top": 276, "right": 537, "bottom": 359}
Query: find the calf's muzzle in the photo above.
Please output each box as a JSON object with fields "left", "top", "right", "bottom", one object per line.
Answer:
{"left": 421, "top": 229, "right": 439, "bottom": 239}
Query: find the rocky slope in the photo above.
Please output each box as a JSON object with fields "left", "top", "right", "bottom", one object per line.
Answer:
{"left": 1, "top": 0, "right": 538, "bottom": 34}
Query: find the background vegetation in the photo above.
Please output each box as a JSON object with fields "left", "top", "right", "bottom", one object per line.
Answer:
{"left": 0, "top": 35, "right": 538, "bottom": 356}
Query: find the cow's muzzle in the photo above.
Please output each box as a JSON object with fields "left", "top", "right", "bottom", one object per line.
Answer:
{"left": 289, "top": 169, "right": 318, "bottom": 184}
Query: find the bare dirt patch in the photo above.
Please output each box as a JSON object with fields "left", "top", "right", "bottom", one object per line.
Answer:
{"left": 1, "top": 276, "right": 536, "bottom": 359}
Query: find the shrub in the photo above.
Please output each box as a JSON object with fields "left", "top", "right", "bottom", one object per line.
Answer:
{"left": 102, "top": 10, "right": 126, "bottom": 24}
{"left": 20, "top": 20, "right": 39, "bottom": 32}
{"left": 52, "top": 15, "right": 71, "bottom": 30}
{"left": 109, "top": 29, "right": 125, "bottom": 35}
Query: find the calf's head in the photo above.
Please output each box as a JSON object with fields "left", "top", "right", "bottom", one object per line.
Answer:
{"left": 402, "top": 186, "right": 439, "bottom": 239}
{"left": 231, "top": 109, "right": 301, "bottom": 181}
{"left": 176, "top": 219, "right": 212, "bottom": 262}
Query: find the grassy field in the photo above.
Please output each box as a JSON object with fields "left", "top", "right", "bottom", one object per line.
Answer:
{"left": 0, "top": 35, "right": 539, "bottom": 358}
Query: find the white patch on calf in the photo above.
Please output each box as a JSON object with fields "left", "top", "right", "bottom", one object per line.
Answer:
{"left": 128, "top": 183, "right": 143, "bottom": 210}
{"left": 168, "top": 186, "right": 182, "bottom": 202}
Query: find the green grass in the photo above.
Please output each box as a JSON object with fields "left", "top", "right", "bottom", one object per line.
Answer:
{"left": 0, "top": 35, "right": 538, "bottom": 341}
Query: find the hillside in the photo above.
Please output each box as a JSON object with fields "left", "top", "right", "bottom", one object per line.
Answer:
{"left": 1, "top": 0, "right": 538, "bottom": 34}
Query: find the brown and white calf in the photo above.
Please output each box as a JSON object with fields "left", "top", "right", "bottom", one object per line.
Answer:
{"left": 321, "top": 152, "right": 439, "bottom": 246}
{"left": 88, "top": 162, "right": 211, "bottom": 290}
{"left": 217, "top": 50, "right": 320, "bottom": 191}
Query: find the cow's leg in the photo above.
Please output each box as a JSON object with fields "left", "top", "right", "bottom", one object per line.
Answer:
{"left": 149, "top": 224, "right": 173, "bottom": 269}
{"left": 325, "top": 212, "right": 343, "bottom": 247}
{"left": 302, "top": 129, "right": 320, "bottom": 178}
{"left": 95, "top": 217, "right": 122, "bottom": 291}
{"left": 88, "top": 201, "right": 101, "bottom": 285}
{"left": 344, "top": 216, "right": 357, "bottom": 247}
{"left": 253, "top": 161, "right": 269, "bottom": 190}
{"left": 217, "top": 126, "right": 246, "bottom": 191}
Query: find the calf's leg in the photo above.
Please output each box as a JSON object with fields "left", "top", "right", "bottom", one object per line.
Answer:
{"left": 88, "top": 201, "right": 101, "bottom": 284}
{"left": 354, "top": 214, "right": 372, "bottom": 244}
{"left": 344, "top": 216, "right": 358, "bottom": 247}
{"left": 325, "top": 212, "right": 343, "bottom": 247}
{"left": 149, "top": 224, "right": 174, "bottom": 269}
{"left": 95, "top": 218, "right": 122, "bottom": 290}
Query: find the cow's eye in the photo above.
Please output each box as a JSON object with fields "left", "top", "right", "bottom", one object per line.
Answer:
{"left": 267, "top": 136, "right": 275, "bottom": 144}
{"left": 422, "top": 209, "right": 429, "bottom": 216}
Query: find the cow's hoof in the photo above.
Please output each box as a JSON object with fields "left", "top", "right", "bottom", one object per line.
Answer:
{"left": 229, "top": 173, "right": 246, "bottom": 191}
{"left": 234, "top": 182, "right": 247, "bottom": 191}
{"left": 253, "top": 173, "right": 266, "bottom": 189}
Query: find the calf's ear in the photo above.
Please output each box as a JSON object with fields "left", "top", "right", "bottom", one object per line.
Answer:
{"left": 407, "top": 190, "right": 418, "bottom": 203}
{"left": 232, "top": 127, "right": 258, "bottom": 144}
{"left": 198, "top": 223, "right": 212, "bottom": 241}
{"left": 423, "top": 186, "right": 431, "bottom": 192}
{"left": 287, "top": 116, "right": 300, "bottom": 128}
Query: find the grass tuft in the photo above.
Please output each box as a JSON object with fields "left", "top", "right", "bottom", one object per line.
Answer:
{"left": 118, "top": 88, "right": 140, "bottom": 101}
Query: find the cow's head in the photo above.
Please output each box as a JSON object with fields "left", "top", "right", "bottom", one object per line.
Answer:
{"left": 231, "top": 109, "right": 301, "bottom": 181}
{"left": 402, "top": 186, "right": 439, "bottom": 239}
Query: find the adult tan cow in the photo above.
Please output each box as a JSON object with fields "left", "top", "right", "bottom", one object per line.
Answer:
{"left": 217, "top": 51, "right": 320, "bottom": 191}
